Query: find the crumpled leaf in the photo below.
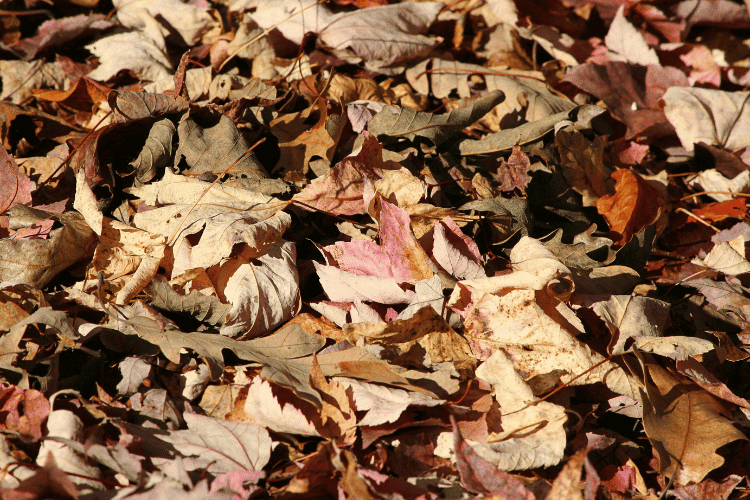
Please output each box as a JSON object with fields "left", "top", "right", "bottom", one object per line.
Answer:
{"left": 322, "top": 200, "right": 434, "bottom": 283}
{"left": 449, "top": 237, "right": 635, "bottom": 399}
{"left": 409, "top": 58, "right": 575, "bottom": 124}
{"left": 36, "top": 409, "right": 102, "bottom": 489}
{"left": 563, "top": 61, "right": 689, "bottom": 138}
{"left": 109, "top": 91, "right": 188, "bottom": 124}
{"left": 337, "top": 377, "right": 443, "bottom": 427}
{"left": 545, "top": 449, "right": 598, "bottom": 500}
{"left": 292, "top": 132, "right": 400, "bottom": 215}
{"left": 469, "top": 350, "right": 568, "bottom": 470}
{"left": 131, "top": 118, "right": 176, "bottom": 185}
{"left": 220, "top": 239, "right": 300, "bottom": 339}
{"left": 0, "top": 147, "right": 31, "bottom": 214}
{"left": 145, "top": 276, "right": 231, "bottom": 326}
{"left": 315, "top": 263, "right": 415, "bottom": 304}
{"left": 243, "top": 377, "right": 320, "bottom": 436}
{"left": 0, "top": 212, "right": 96, "bottom": 288}
{"left": 344, "top": 305, "right": 476, "bottom": 376}
{"left": 6, "top": 454, "right": 79, "bottom": 500}
{"left": 604, "top": 6, "right": 660, "bottom": 66}
{"left": 0, "top": 384, "right": 49, "bottom": 441}
{"left": 460, "top": 197, "right": 528, "bottom": 239}
{"left": 0, "top": 60, "right": 69, "bottom": 105}
{"left": 368, "top": 90, "right": 505, "bottom": 147}
{"left": 692, "top": 236, "right": 750, "bottom": 275}
{"left": 129, "top": 176, "right": 288, "bottom": 277}
{"left": 451, "top": 415, "right": 535, "bottom": 499}
{"left": 591, "top": 295, "right": 671, "bottom": 355}
{"left": 459, "top": 106, "right": 604, "bottom": 155}
{"left": 114, "top": 0, "right": 221, "bottom": 47}
{"left": 431, "top": 217, "right": 485, "bottom": 280}
{"left": 556, "top": 127, "right": 614, "bottom": 207}
{"left": 116, "top": 357, "right": 152, "bottom": 397}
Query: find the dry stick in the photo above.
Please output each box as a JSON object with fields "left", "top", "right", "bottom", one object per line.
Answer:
{"left": 680, "top": 191, "right": 750, "bottom": 201}
{"left": 0, "top": 9, "right": 54, "bottom": 17}
{"left": 674, "top": 207, "right": 719, "bottom": 231}
{"left": 423, "top": 67, "right": 547, "bottom": 82}
{"left": 166, "top": 138, "right": 267, "bottom": 246}
{"left": 498, "top": 354, "right": 615, "bottom": 417}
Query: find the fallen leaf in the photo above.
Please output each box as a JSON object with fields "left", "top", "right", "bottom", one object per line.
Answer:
{"left": 596, "top": 169, "right": 661, "bottom": 246}
{"left": 630, "top": 349, "right": 747, "bottom": 485}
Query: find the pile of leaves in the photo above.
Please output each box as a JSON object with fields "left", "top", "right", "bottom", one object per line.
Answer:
{"left": 5, "top": 0, "right": 750, "bottom": 498}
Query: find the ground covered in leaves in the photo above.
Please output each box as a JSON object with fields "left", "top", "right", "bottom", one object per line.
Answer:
{"left": 5, "top": 0, "right": 750, "bottom": 498}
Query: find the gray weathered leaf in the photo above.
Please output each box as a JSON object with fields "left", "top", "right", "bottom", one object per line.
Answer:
{"left": 175, "top": 113, "right": 268, "bottom": 179}
{"left": 146, "top": 276, "right": 231, "bottom": 326}
{"left": 460, "top": 197, "right": 531, "bottom": 237}
{"left": 368, "top": 90, "right": 505, "bottom": 147}
{"left": 132, "top": 118, "right": 176, "bottom": 185}
{"left": 459, "top": 110, "right": 570, "bottom": 155}
{"left": 117, "top": 357, "right": 152, "bottom": 396}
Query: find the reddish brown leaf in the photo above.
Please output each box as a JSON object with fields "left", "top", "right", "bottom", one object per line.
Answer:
{"left": 33, "top": 76, "right": 110, "bottom": 112}
{"left": 451, "top": 415, "right": 536, "bottom": 499}
{"left": 596, "top": 169, "right": 661, "bottom": 245}
{"left": 563, "top": 61, "right": 689, "bottom": 138}
{"left": 0, "top": 384, "right": 50, "bottom": 441}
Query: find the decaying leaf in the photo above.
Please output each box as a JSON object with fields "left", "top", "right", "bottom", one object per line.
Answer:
{"left": 5, "top": 1, "right": 750, "bottom": 497}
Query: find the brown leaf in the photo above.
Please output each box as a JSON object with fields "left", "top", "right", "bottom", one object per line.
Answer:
{"left": 631, "top": 350, "right": 747, "bottom": 485}
{"left": 596, "top": 169, "right": 661, "bottom": 246}
{"left": 556, "top": 127, "right": 614, "bottom": 206}
{"left": 309, "top": 354, "right": 357, "bottom": 444}
{"left": 563, "top": 61, "right": 688, "bottom": 138}
{"left": 108, "top": 90, "right": 189, "bottom": 124}
{"left": 33, "top": 76, "right": 110, "bottom": 112}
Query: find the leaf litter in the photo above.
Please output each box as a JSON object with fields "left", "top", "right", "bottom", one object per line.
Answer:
{"left": 4, "top": 0, "right": 750, "bottom": 498}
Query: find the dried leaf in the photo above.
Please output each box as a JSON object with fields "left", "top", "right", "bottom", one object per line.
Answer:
{"left": 368, "top": 90, "right": 505, "bottom": 147}
{"left": 158, "top": 413, "right": 272, "bottom": 474}
{"left": 596, "top": 169, "right": 661, "bottom": 246}
{"left": 631, "top": 349, "right": 747, "bottom": 485}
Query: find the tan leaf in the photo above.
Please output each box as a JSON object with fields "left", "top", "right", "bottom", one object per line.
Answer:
{"left": 344, "top": 306, "right": 476, "bottom": 376}
{"left": 309, "top": 354, "right": 357, "bottom": 445}
{"left": 470, "top": 350, "right": 567, "bottom": 470}
{"left": 631, "top": 350, "right": 747, "bottom": 485}
{"left": 692, "top": 236, "right": 750, "bottom": 275}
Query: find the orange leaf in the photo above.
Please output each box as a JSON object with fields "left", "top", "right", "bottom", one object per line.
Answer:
{"left": 33, "top": 76, "right": 110, "bottom": 111}
{"left": 596, "top": 169, "right": 660, "bottom": 246}
{"left": 693, "top": 198, "right": 747, "bottom": 223}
